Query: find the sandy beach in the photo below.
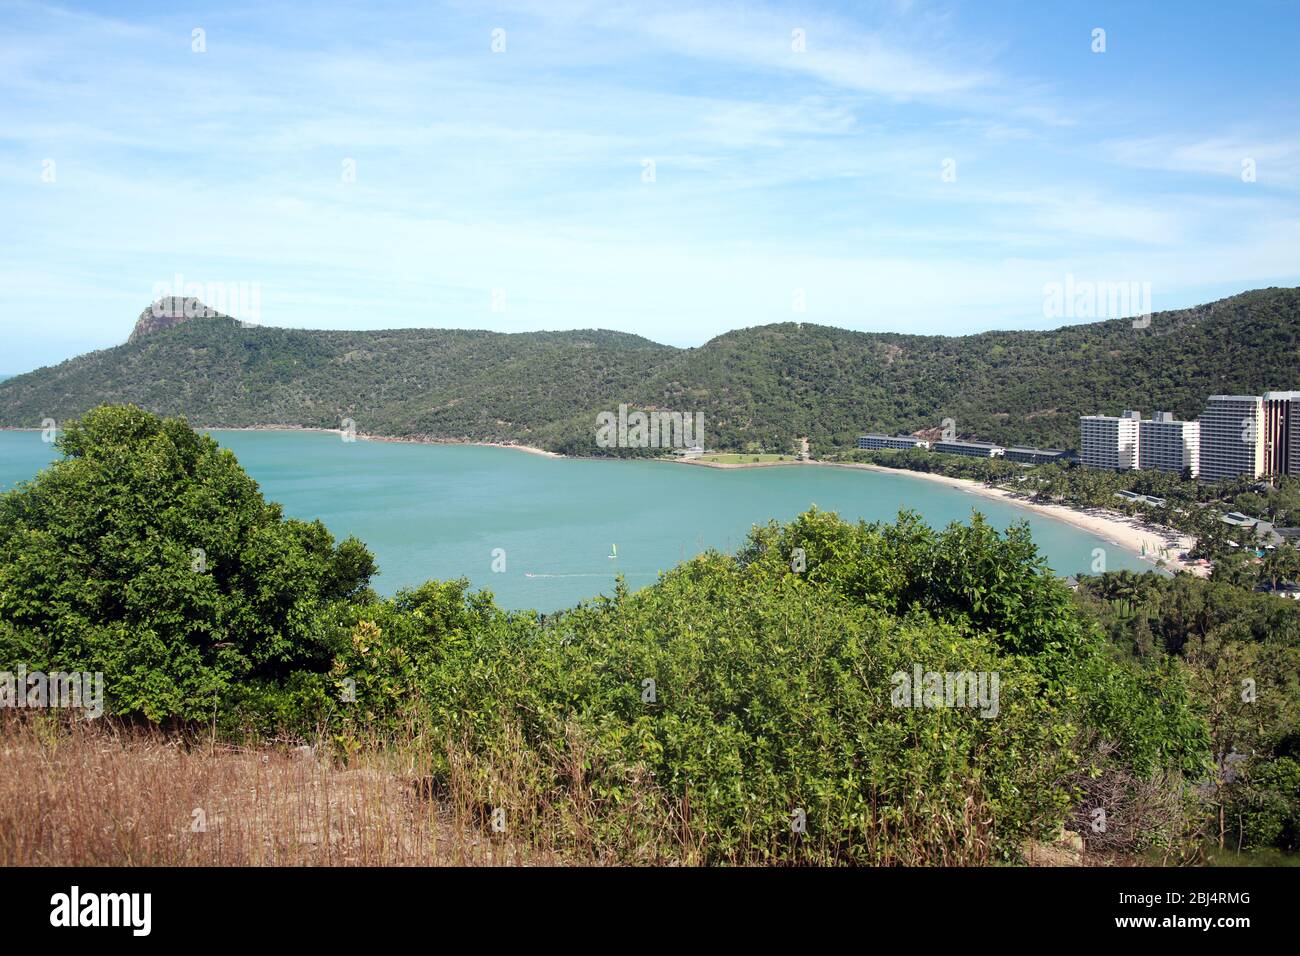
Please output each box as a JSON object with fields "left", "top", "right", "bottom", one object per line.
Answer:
{"left": 670, "top": 455, "right": 802, "bottom": 470}
{"left": 671, "top": 455, "right": 1200, "bottom": 576}
{"left": 823, "top": 461, "right": 1201, "bottom": 576}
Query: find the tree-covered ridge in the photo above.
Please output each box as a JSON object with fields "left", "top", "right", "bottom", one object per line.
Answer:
{"left": 653, "top": 286, "right": 1300, "bottom": 452}
{"left": 2, "top": 287, "right": 1298, "bottom": 454}
{"left": 0, "top": 323, "right": 673, "bottom": 452}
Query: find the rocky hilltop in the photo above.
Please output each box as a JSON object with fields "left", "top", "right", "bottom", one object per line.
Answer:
{"left": 128, "top": 297, "right": 229, "bottom": 343}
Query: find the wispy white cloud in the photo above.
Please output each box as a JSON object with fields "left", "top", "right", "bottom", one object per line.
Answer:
{"left": 1106, "top": 135, "right": 1300, "bottom": 188}
{"left": 0, "top": 0, "right": 1296, "bottom": 372}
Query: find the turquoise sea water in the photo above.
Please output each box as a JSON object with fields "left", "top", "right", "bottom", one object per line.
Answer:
{"left": 0, "top": 429, "right": 1149, "bottom": 611}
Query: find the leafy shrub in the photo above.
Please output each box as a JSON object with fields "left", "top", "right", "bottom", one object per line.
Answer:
{"left": 0, "top": 405, "right": 376, "bottom": 723}
{"left": 364, "top": 509, "right": 1211, "bottom": 863}
{"left": 1229, "top": 757, "right": 1300, "bottom": 850}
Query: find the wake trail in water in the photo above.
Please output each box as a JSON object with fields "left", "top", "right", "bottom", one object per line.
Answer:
{"left": 524, "top": 571, "right": 658, "bottom": 578}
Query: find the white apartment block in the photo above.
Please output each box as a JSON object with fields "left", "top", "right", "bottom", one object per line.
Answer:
{"left": 1079, "top": 410, "right": 1140, "bottom": 470}
{"left": 932, "top": 440, "right": 1004, "bottom": 458}
{"left": 1138, "top": 412, "right": 1200, "bottom": 477}
{"left": 857, "top": 434, "right": 930, "bottom": 451}
{"left": 1199, "top": 395, "right": 1265, "bottom": 482}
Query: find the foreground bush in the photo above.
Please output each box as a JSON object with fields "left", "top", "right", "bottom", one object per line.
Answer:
{"left": 0, "top": 405, "right": 375, "bottom": 722}
{"left": 1077, "top": 571, "right": 1300, "bottom": 852}
{"left": 334, "top": 511, "right": 1209, "bottom": 863}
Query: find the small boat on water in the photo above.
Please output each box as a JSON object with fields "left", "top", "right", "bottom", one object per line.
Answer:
{"left": 608, "top": 543, "right": 618, "bottom": 559}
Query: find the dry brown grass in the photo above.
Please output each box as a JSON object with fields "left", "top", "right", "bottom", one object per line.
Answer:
{"left": 0, "top": 714, "right": 1114, "bottom": 867}
{"left": 0, "top": 714, "right": 565, "bottom": 866}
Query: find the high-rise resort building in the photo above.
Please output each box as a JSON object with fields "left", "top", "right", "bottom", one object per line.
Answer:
{"left": 1138, "top": 412, "right": 1200, "bottom": 477}
{"left": 1199, "top": 395, "right": 1265, "bottom": 481}
{"left": 1263, "top": 392, "right": 1300, "bottom": 476}
{"left": 856, "top": 434, "right": 930, "bottom": 451}
{"left": 1290, "top": 402, "right": 1300, "bottom": 477}
{"left": 932, "top": 439, "right": 1004, "bottom": 458}
{"left": 1079, "top": 410, "right": 1141, "bottom": 470}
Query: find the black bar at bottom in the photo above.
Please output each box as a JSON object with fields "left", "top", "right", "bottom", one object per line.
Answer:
{"left": 0, "top": 865, "right": 1286, "bottom": 941}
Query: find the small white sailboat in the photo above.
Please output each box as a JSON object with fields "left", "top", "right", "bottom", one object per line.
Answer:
{"left": 608, "top": 543, "right": 618, "bottom": 560}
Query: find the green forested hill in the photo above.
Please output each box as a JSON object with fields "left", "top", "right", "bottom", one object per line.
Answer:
{"left": 3, "top": 287, "right": 1299, "bottom": 454}
{"left": 0, "top": 323, "right": 674, "bottom": 452}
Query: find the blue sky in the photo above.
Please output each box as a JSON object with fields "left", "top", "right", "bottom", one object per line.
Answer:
{"left": 1, "top": 0, "right": 1298, "bottom": 372}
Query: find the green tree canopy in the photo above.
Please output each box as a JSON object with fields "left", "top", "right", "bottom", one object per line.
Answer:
{"left": 0, "top": 404, "right": 376, "bottom": 721}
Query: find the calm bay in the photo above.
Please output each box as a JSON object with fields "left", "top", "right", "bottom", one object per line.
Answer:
{"left": 0, "top": 429, "right": 1146, "bottom": 611}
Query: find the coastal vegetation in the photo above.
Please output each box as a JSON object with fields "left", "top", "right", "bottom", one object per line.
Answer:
{"left": 2, "top": 288, "right": 1298, "bottom": 456}
{"left": 1074, "top": 572, "right": 1300, "bottom": 852}
{"left": 5, "top": 406, "right": 1297, "bottom": 864}
{"left": 840, "top": 446, "right": 1300, "bottom": 564}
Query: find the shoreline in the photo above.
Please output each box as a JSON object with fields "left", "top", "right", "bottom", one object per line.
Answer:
{"left": 2, "top": 423, "right": 1195, "bottom": 574}
{"left": 821, "top": 461, "right": 1201, "bottom": 577}
{"left": 203, "top": 425, "right": 565, "bottom": 458}
{"left": 672, "top": 454, "right": 1197, "bottom": 575}
{"left": 670, "top": 457, "right": 801, "bottom": 469}
{"left": 1, "top": 423, "right": 562, "bottom": 458}
{"left": 665, "top": 455, "right": 1199, "bottom": 575}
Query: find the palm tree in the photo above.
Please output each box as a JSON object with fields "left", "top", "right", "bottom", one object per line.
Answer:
{"left": 1262, "top": 544, "right": 1300, "bottom": 591}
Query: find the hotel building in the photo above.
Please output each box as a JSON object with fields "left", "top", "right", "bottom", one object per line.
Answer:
{"left": 1003, "top": 446, "right": 1071, "bottom": 465}
{"left": 1291, "top": 402, "right": 1300, "bottom": 477}
{"left": 1138, "top": 412, "right": 1200, "bottom": 477}
{"left": 932, "top": 440, "right": 1004, "bottom": 458}
{"left": 857, "top": 434, "right": 930, "bottom": 451}
{"left": 1199, "top": 395, "right": 1265, "bottom": 481}
{"left": 1264, "top": 392, "right": 1300, "bottom": 476}
{"left": 1079, "top": 411, "right": 1140, "bottom": 470}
